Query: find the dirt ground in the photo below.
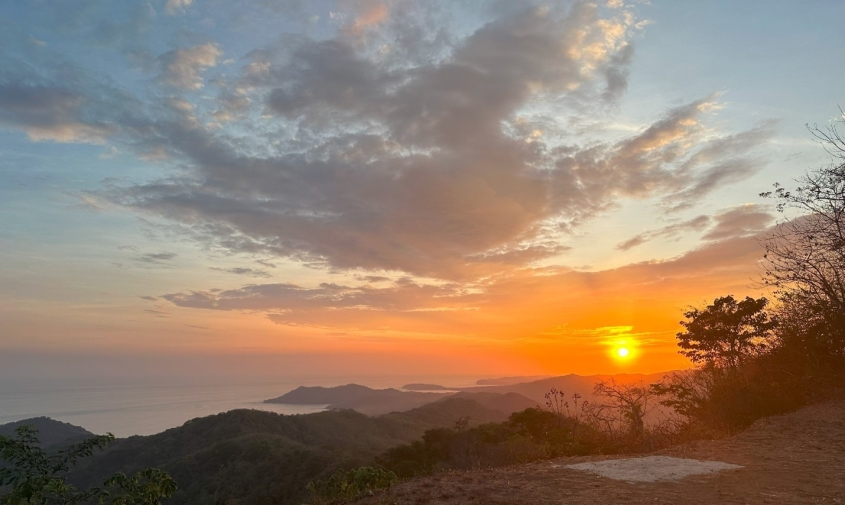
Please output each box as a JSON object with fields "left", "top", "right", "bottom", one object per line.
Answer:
{"left": 358, "top": 400, "right": 845, "bottom": 505}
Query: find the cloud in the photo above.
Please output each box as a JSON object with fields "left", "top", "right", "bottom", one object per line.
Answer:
{"left": 703, "top": 204, "right": 775, "bottom": 241}
{"left": 0, "top": 84, "right": 113, "bottom": 143}
{"left": 101, "top": 4, "right": 771, "bottom": 282}
{"left": 158, "top": 43, "right": 222, "bottom": 89}
{"left": 661, "top": 120, "right": 778, "bottom": 210}
{"left": 28, "top": 35, "right": 46, "bottom": 47}
{"left": 0, "top": 48, "right": 147, "bottom": 144}
{"left": 165, "top": 0, "right": 193, "bottom": 15}
{"left": 342, "top": 0, "right": 389, "bottom": 37}
{"left": 160, "top": 232, "right": 769, "bottom": 340}
{"left": 616, "top": 204, "right": 775, "bottom": 250}
{"left": 0, "top": 3, "right": 774, "bottom": 284}
{"left": 209, "top": 266, "right": 272, "bottom": 278}
{"left": 616, "top": 215, "right": 710, "bottom": 250}
{"left": 163, "top": 279, "right": 474, "bottom": 313}
{"left": 135, "top": 252, "right": 177, "bottom": 264}
{"left": 355, "top": 275, "right": 391, "bottom": 283}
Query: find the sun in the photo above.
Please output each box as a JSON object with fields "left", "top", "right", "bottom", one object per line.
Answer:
{"left": 616, "top": 347, "right": 630, "bottom": 358}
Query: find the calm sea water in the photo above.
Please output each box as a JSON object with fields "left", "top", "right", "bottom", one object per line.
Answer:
{"left": 0, "top": 376, "right": 480, "bottom": 437}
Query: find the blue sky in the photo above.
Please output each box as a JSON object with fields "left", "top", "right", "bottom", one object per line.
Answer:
{"left": 0, "top": 0, "right": 842, "bottom": 380}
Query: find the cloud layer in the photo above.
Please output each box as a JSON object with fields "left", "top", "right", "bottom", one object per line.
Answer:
{"left": 0, "top": 2, "right": 779, "bottom": 353}
{"left": 160, "top": 232, "right": 768, "bottom": 344}
{"left": 26, "top": 2, "right": 765, "bottom": 282}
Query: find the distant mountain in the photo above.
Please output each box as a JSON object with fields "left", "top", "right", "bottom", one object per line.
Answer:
{"left": 265, "top": 373, "right": 675, "bottom": 417}
{"left": 69, "top": 392, "right": 535, "bottom": 505}
{"left": 0, "top": 417, "right": 95, "bottom": 448}
{"left": 448, "top": 392, "right": 539, "bottom": 413}
{"left": 265, "top": 383, "right": 380, "bottom": 404}
{"left": 265, "top": 384, "right": 445, "bottom": 415}
{"left": 401, "top": 383, "right": 452, "bottom": 391}
{"left": 460, "top": 372, "right": 673, "bottom": 404}
{"left": 476, "top": 375, "right": 552, "bottom": 386}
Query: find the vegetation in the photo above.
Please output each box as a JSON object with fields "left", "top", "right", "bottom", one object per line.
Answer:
{"left": 375, "top": 116, "right": 845, "bottom": 484}
{"left": 377, "top": 379, "right": 675, "bottom": 479}
{"left": 760, "top": 120, "right": 845, "bottom": 327}
{"left": 306, "top": 466, "right": 397, "bottom": 504}
{"left": 654, "top": 118, "right": 845, "bottom": 432}
{"left": 0, "top": 425, "right": 175, "bottom": 505}
{"left": 8, "top": 396, "right": 520, "bottom": 505}
{"left": 675, "top": 295, "right": 776, "bottom": 370}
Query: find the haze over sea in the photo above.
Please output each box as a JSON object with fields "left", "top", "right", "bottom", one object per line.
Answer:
{"left": 0, "top": 375, "right": 479, "bottom": 437}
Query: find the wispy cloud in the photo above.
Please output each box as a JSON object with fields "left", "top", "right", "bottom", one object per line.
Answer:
{"left": 165, "top": 0, "right": 193, "bottom": 15}
{"left": 161, "top": 232, "right": 768, "bottom": 339}
{"left": 135, "top": 252, "right": 177, "bottom": 264}
{"left": 703, "top": 204, "right": 775, "bottom": 241}
{"left": 616, "top": 215, "right": 711, "bottom": 250}
{"left": 209, "top": 266, "right": 272, "bottom": 278}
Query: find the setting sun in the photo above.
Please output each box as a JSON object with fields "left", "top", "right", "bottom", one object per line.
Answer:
{"left": 617, "top": 348, "right": 630, "bottom": 358}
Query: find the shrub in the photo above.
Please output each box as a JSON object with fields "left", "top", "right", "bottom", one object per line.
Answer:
{"left": 0, "top": 426, "right": 175, "bottom": 505}
{"left": 306, "top": 466, "right": 397, "bottom": 504}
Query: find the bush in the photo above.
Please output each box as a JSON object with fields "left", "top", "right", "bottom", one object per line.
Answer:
{"left": 0, "top": 426, "right": 175, "bottom": 505}
{"left": 306, "top": 466, "right": 397, "bottom": 504}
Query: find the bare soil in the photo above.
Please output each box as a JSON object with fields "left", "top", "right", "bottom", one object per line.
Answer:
{"left": 358, "top": 400, "right": 845, "bottom": 504}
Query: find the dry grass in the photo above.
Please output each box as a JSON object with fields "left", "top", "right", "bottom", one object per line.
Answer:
{"left": 357, "top": 399, "right": 845, "bottom": 505}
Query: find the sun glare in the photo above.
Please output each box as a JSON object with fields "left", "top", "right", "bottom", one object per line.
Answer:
{"left": 616, "top": 347, "right": 630, "bottom": 358}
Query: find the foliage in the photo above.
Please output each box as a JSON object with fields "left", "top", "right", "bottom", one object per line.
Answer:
{"left": 61, "top": 400, "right": 516, "bottom": 505}
{"left": 760, "top": 119, "right": 845, "bottom": 334}
{"left": 0, "top": 426, "right": 175, "bottom": 505}
{"left": 650, "top": 369, "right": 714, "bottom": 421}
{"left": 102, "top": 470, "right": 177, "bottom": 505}
{"left": 378, "top": 387, "right": 679, "bottom": 478}
{"left": 770, "top": 292, "right": 845, "bottom": 374}
{"left": 583, "top": 379, "right": 656, "bottom": 444}
{"left": 653, "top": 115, "right": 845, "bottom": 432}
{"left": 0, "top": 426, "right": 114, "bottom": 505}
{"left": 656, "top": 290, "right": 842, "bottom": 431}
{"left": 658, "top": 294, "right": 810, "bottom": 430}
{"left": 676, "top": 295, "right": 777, "bottom": 369}
{"left": 306, "top": 466, "right": 397, "bottom": 504}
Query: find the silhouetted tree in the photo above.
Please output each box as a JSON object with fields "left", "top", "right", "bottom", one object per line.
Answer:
{"left": 585, "top": 379, "right": 655, "bottom": 442}
{"left": 760, "top": 118, "right": 845, "bottom": 350}
{"left": 676, "top": 295, "right": 776, "bottom": 370}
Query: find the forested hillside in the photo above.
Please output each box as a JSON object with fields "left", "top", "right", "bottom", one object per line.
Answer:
{"left": 0, "top": 417, "right": 94, "bottom": 449}
{"left": 54, "top": 393, "right": 533, "bottom": 505}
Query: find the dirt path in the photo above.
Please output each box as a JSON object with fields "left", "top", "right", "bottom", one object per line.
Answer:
{"left": 359, "top": 400, "right": 844, "bottom": 504}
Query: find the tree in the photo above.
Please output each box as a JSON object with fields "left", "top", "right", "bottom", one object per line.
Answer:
{"left": 676, "top": 295, "right": 776, "bottom": 370}
{"left": 0, "top": 426, "right": 175, "bottom": 505}
{"left": 583, "top": 379, "right": 655, "bottom": 441}
{"left": 770, "top": 291, "right": 844, "bottom": 372}
{"left": 760, "top": 118, "right": 845, "bottom": 341}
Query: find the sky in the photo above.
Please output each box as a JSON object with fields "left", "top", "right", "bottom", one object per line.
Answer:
{"left": 0, "top": 0, "right": 843, "bottom": 383}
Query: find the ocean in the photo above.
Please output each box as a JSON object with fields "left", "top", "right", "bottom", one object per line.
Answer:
{"left": 0, "top": 375, "right": 480, "bottom": 437}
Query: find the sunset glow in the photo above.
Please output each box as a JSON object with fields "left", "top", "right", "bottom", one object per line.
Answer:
{"left": 0, "top": 0, "right": 841, "bottom": 383}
